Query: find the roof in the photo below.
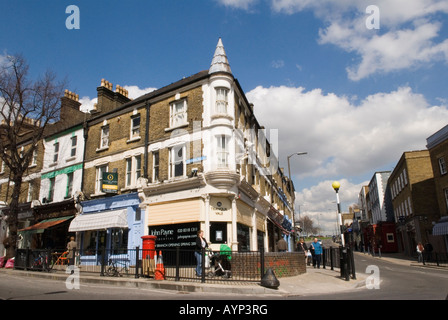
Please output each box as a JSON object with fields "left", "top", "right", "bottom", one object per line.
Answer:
{"left": 209, "top": 38, "right": 232, "bottom": 75}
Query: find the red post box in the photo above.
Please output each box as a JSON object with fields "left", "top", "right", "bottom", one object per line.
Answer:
{"left": 141, "top": 235, "right": 157, "bottom": 259}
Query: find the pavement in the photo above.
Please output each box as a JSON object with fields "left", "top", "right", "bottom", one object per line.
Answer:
{"left": 0, "top": 251, "right": 444, "bottom": 297}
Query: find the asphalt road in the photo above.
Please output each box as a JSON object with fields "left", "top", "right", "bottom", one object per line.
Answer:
{"left": 316, "top": 252, "right": 448, "bottom": 300}
{"left": 1, "top": 250, "right": 446, "bottom": 302}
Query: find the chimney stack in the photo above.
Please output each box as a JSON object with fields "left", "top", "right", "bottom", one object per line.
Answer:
{"left": 60, "top": 89, "right": 84, "bottom": 124}
{"left": 95, "top": 79, "right": 131, "bottom": 114}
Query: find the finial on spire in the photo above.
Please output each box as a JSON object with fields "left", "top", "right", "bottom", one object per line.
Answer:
{"left": 209, "top": 38, "right": 232, "bottom": 75}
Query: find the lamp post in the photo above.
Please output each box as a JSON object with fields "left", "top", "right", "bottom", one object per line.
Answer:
{"left": 331, "top": 181, "right": 345, "bottom": 247}
{"left": 332, "top": 181, "right": 350, "bottom": 281}
{"left": 287, "top": 152, "right": 307, "bottom": 249}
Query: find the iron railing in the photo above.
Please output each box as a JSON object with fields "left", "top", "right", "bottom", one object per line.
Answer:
{"left": 14, "top": 246, "right": 361, "bottom": 282}
{"left": 14, "top": 247, "right": 288, "bottom": 282}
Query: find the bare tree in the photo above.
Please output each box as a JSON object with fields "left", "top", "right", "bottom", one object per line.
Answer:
{"left": 0, "top": 54, "right": 65, "bottom": 258}
{"left": 298, "top": 215, "right": 320, "bottom": 237}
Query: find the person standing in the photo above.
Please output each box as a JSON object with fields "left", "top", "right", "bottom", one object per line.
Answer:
{"left": 297, "top": 238, "right": 310, "bottom": 266}
{"left": 310, "top": 238, "right": 323, "bottom": 268}
{"left": 416, "top": 242, "right": 424, "bottom": 263}
{"left": 67, "top": 236, "right": 77, "bottom": 268}
{"left": 194, "top": 230, "right": 208, "bottom": 276}
{"left": 424, "top": 242, "right": 433, "bottom": 262}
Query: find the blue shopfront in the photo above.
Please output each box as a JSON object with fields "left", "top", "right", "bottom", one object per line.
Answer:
{"left": 68, "top": 193, "right": 143, "bottom": 265}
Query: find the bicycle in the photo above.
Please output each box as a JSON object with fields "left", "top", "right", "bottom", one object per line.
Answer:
{"left": 30, "top": 252, "right": 50, "bottom": 272}
{"left": 106, "top": 259, "right": 129, "bottom": 277}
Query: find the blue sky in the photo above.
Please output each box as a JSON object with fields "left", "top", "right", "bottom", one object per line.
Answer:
{"left": 2, "top": 0, "right": 448, "bottom": 233}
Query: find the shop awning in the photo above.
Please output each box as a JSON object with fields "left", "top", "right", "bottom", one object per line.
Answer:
{"left": 19, "top": 216, "right": 74, "bottom": 234}
{"left": 432, "top": 216, "right": 448, "bottom": 236}
{"left": 68, "top": 209, "right": 128, "bottom": 232}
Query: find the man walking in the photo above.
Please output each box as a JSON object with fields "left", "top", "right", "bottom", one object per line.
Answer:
{"left": 310, "top": 238, "right": 323, "bottom": 268}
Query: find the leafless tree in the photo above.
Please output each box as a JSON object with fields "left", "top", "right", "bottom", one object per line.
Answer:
{"left": 0, "top": 54, "right": 66, "bottom": 258}
{"left": 298, "top": 215, "right": 320, "bottom": 237}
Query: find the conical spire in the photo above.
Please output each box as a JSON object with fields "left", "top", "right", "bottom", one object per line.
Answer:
{"left": 209, "top": 38, "right": 232, "bottom": 75}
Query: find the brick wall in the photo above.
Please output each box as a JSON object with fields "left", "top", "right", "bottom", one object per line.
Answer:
{"left": 231, "top": 252, "right": 306, "bottom": 279}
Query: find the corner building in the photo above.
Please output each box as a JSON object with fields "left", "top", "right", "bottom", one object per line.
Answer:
{"left": 77, "top": 39, "right": 294, "bottom": 254}
{"left": 140, "top": 39, "right": 294, "bottom": 252}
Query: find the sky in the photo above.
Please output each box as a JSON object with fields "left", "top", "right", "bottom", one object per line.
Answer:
{"left": 1, "top": 0, "right": 448, "bottom": 234}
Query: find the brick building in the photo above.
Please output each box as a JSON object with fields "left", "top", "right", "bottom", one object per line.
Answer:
{"left": 427, "top": 124, "right": 448, "bottom": 252}
{"left": 389, "top": 150, "right": 440, "bottom": 255}
{"left": 67, "top": 38, "right": 295, "bottom": 261}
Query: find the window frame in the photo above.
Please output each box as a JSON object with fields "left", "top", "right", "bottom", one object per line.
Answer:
{"left": 66, "top": 172, "right": 74, "bottom": 198}
{"left": 71, "top": 136, "right": 77, "bottom": 157}
{"left": 169, "top": 99, "right": 188, "bottom": 128}
{"left": 217, "top": 135, "right": 229, "bottom": 168}
{"left": 215, "top": 87, "right": 229, "bottom": 114}
{"left": 100, "top": 125, "right": 110, "bottom": 149}
{"left": 48, "top": 177, "right": 55, "bottom": 202}
{"left": 169, "top": 145, "right": 186, "bottom": 179}
{"left": 439, "top": 157, "right": 447, "bottom": 175}
{"left": 152, "top": 151, "right": 160, "bottom": 183}
{"left": 125, "top": 155, "right": 142, "bottom": 188}
{"left": 95, "top": 164, "right": 108, "bottom": 193}
{"left": 53, "top": 142, "right": 59, "bottom": 163}
{"left": 130, "top": 114, "right": 141, "bottom": 139}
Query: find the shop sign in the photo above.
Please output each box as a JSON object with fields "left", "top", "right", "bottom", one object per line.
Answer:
{"left": 148, "top": 222, "right": 200, "bottom": 249}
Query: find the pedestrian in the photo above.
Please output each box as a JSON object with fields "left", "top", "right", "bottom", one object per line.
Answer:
{"left": 424, "top": 241, "right": 433, "bottom": 262}
{"left": 277, "top": 237, "right": 287, "bottom": 252}
{"left": 309, "top": 243, "right": 315, "bottom": 267}
{"left": 310, "top": 238, "right": 323, "bottom": 268}
{"left": 194, "top": 230, "right": 208, "bottom": 276}
{"left": 416, "top": 242, "right": 424, "bottom": 263}
{"left": 67, "top": 236, "right": 77, "bottom": 270}
{"left": 297, "top": 238, "right": 310, "bottom": 265}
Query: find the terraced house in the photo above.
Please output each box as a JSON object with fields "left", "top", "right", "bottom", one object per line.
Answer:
{"left": 68, "top": 39, "right": 295, "bottom": 260}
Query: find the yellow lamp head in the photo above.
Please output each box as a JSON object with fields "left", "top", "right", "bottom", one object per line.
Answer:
{"left": 332, "top": 181, "right": 340, "bottom": 191}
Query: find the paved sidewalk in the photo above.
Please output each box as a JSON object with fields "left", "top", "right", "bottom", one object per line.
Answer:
{"left": 0, "top": 263, "right": 367, "bottom": 297}
{"left": 2, "top": 251, "right": 442, "bottom": 297}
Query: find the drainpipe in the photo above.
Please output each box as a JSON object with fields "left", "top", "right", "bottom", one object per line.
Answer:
{"left": 143, "top": 100, "right": 150, "bottom": 179}
{"left": 80, "top": 113, "right": 89, "bottom": 193}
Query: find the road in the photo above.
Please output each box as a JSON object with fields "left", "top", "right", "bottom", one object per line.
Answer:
{"left": 1, "top": 251, "right": 446, "bottom": 301}
{"left": 323, "top": 252, "right": 448, "bottom": 300}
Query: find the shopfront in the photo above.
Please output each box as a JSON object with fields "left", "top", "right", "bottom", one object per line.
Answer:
{"left": 17, "top": 200, "right": 76, "bottom": 250}
{"left": 68, "top": 192, "right": 143, "bottom": 265}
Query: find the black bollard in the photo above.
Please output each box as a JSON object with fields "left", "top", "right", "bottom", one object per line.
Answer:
{"left": 260, "top": 268, "right": 280, "bottom": 289}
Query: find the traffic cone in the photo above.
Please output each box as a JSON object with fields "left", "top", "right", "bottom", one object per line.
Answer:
{"left": 154, "top": 250, "right": 165, "bottom": 280}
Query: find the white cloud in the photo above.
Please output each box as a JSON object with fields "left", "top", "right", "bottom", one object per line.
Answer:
{"left": 257, "top": 0, "right": 448, "bottom": 80}
{"left": 216, "top": 0, "right": 259, "bottom": 10}
{"left": 295, "top": 178, "right": 366, "bottom": 234}
{"left": 124, "top": 85, "right": 157, "bottom": 100}
{"left": 247, "top": 84, "right": 448, "bottom": 220}
{"left": 271, "top": 59, "right": 285, "bottom": 68}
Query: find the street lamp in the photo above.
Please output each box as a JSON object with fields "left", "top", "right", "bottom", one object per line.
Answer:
{"left": 287, "top": 152, "right": 307, "bottom": 248}
{"left": 331, "top": 181, "right": 344, "bottom": 247}
{"left": 332, "top": 181, "right": 350, "bottom": 281}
